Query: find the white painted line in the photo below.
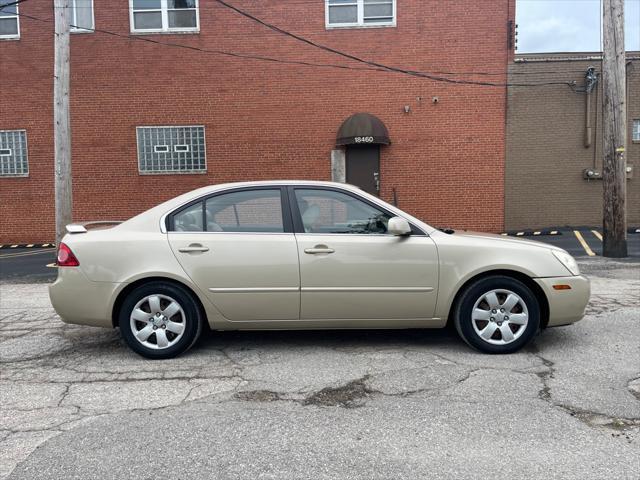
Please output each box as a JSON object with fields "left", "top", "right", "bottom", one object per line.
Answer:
{"left": 591, "top": 230, "right": 603, "bottom": 241}
{"left": 516, "top": 232, "right": 525, "bottom": 236}
{"left": 46, "top": 263, "right": 58, "bottom": 268}
{"left": 533, "top": 231, "right": 541, "bottom": 235}
{"left": 550, "top": 231, "right": 558, "bottom": 235}
{"left": 574, "top": 230, "right": 596, "bottom": 257}
{"left": 26, "top": 244, "right": 34, "bottom": 248}
{"left": 10, "top": 245, "right": 18, "bottom": 248}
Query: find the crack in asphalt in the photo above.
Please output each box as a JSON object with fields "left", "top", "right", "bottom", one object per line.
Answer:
{"left": 1, "top": 269, "right": 639, "bottom": 479}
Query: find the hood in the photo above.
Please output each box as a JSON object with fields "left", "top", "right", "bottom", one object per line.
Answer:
{"left": 448, "top": 230, "right": 563, "bottom": 251}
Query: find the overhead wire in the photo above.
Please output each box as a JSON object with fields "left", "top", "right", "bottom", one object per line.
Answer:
{"left": 2, "top": 0, "right": 583, "bottom": 88}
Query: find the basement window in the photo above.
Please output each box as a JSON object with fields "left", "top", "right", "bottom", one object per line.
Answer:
{"left": 70, "top": 0, "right": 95, "bottom": 33}
{"left": 0, "top": 1, "right": 19, "bottom": 40}
{"left": 0, "top": 130, "right": 28, "bottom": 177}
{"left": 633, "top": 120, "right": 640, "bottom": 143}
{"left": 326, "top": 0, "right": 396, "bottom": 29}
{"left": 130, "top": 0, "right": 199, "bottom": 34}
{"left": 137, "top": 126, "right": 206, "bottom": 174}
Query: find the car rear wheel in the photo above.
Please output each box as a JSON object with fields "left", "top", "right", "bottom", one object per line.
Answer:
{"left": 453, "top": 275, "right": 540, "bottom": 354}
{"left": 119, "top": 282, "right": 203, "bottom": 359}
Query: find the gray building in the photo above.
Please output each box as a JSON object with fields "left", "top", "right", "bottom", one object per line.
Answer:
{"left": 506, "top": 52, "right": 639, "bottom": 230}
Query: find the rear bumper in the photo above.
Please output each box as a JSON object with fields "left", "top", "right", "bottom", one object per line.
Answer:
{"left": 534, "top": 275, "right": 590, "bottom": 327}
{"left": 49, "top": 268, "right": 121, "bottom": 328}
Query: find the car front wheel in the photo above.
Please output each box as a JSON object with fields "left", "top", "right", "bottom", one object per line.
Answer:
{"left": 453, "top": 275, "right": 540, "bottom": 354}
{"left": 119, "top": 282, "right": 203, "bottom": 359}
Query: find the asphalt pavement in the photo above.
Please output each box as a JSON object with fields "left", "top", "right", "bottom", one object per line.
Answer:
{"left": 0, "top": 258, "right": 639, "bottom": 479}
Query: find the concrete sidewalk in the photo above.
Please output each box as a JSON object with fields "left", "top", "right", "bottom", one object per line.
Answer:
{"left": 0, "top": 258, "right": 639, "bottom": 479}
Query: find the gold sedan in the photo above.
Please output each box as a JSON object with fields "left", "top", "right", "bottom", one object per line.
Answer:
{"left": 49, "top": 181, "right": 590, "bottom": 359}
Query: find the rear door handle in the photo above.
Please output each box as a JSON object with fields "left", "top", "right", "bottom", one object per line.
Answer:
{"left": 304, "top": 246, "right": 335, "bottom": 255}
{"left": 178, "top": 244, "right": 210, "bottom": 253}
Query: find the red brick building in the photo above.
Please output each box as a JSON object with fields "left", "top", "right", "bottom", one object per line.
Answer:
{"left": 0, "top": 0, "right": 516, "bottom": 243}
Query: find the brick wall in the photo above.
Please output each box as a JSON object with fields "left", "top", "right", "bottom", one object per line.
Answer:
{"left": 0, "top": 0, "right": 515, "bottom": 243}
{"left": 506, "top": 54, "right": 640, "bottom": 230}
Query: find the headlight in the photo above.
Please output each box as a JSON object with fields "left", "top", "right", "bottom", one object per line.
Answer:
{"left": 552, "top": 250, "right": 580, "bottom": 276}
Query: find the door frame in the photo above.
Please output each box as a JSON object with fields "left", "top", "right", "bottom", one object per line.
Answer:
{"left": 286, "top": 185, "right": 425, "bottom": 236}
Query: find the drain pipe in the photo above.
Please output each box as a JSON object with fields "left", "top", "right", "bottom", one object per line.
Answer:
{"left": 584, "top": 67, "right": 598, "bottom": 148}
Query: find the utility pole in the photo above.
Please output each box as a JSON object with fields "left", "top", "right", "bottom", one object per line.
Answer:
{"left": 602, "top": 0, "right": 627, "bottom": 257}
{"left": 54, "top": 0, "right": 72, "bottom": 247}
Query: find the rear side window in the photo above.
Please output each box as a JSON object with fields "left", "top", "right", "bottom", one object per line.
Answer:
{"left": 206, "top": 189, "right": 283, "bottom": 233}
{"left": 172, "top": 202, "right": 204, "bottom": 232}
{"left": 169, "top": 189, "right": 284, "bottom": 233}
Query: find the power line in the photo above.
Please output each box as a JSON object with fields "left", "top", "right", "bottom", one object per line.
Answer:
{"left": 6, "top": 0, "right": 579, "bottom": 88}
{"left": 212, "top": 0, "right": 576, "bottom": 88}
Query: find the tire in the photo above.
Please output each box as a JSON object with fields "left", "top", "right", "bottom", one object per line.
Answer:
{"left": 119, "top": 281, "right": 203, "bottom": 359}
{"left": 453, "top": 275, "right": 540, "bottom": 354}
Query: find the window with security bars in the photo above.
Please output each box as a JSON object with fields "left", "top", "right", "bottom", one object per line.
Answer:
{"left": 633, "top": 120, "right": 640, "bottom": 142}
{"left": 326, "top": 0, "right": 395, "bottom": 28}
{"left": 137, "top": 126, "right": 206, "bottom": 174}
{"left": 0, "top": 130, "right": 28, "bottom": 177}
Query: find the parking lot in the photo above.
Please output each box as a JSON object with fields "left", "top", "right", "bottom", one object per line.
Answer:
{"left": 1, "top": 244, "right": 639, "bottom": 478}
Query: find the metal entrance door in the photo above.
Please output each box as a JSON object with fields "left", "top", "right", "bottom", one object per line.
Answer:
{"left": 346, "top": 145, "right": 380, "bottom": 196}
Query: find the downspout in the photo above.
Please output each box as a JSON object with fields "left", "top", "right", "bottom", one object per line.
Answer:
{"left": 585, "top": 84, "right": 593, "bottom": 148}
{"left": 584, "top": 67, "right": 598, "bottom": 148}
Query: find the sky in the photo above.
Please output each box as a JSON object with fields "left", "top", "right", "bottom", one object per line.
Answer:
{"left": 516, "top": 0, "right": 640, "bottom": 53}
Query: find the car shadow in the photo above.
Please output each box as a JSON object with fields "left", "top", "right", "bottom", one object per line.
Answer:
{"left": 195, "top": 327, "right": 464, "bottom": 352}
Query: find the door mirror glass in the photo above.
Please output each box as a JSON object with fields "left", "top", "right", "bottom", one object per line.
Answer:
{"left": 387, "top": 217, "right": 411, "bottom": 236}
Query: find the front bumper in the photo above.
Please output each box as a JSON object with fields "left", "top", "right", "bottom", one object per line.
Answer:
{"left": 534, "top": 275, "right": 590, "bottom": 327}
{"left": 49, "top": 267, "right": 122, "bottom": 328}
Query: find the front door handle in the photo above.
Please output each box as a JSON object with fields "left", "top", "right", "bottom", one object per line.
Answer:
{"left": 178, "top": 244, "right": 210, "bottom": 253}
{"left": 304, "top": 245, "right": 335, "bottom": 255}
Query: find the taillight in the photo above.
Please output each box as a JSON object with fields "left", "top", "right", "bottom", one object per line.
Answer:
{"left": 57, "top": 243, "right": 80, "bottom": 267}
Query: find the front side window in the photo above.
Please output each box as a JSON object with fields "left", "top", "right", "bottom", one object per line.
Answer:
{"left": 71, "top": 0, "right": 95, "bottom": 32}
{"left": 295, "top": 189, "right": 391, "bottom": 234}
{"left": 131, "top": 0, "right": 199, "bottom": 33}
{"left": 326, "top": 0, "right": 395, "bottom": 28}
{"left": 0, "top": 0, "right": 19, "bottom": 39}
{"left": 137, "top": 126, "right": 206, "bottom": 174}
{"left": 633, "top": 120, "right": 640, "bottom": 142}
{"left": 0, "top": 130, "right": 28, "bottom": 177}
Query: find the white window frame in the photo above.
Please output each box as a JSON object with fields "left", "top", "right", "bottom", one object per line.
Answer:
{"left": 0, "top": 2, "right": 20, "bottom": 40}
{"left": 70, "top": 0, "right": 95, "bottom": 33}
{"left": 325, "top": 0, "right": 396, "bottom": 29}
{"left": 129, "top": 0, "right": 200, "bottom": 35}
{"left": 633, "top": 119, "right": 640, "bottom": 143}
{"left": 136, "top": 125, "right": 207, "bottom": 175}
{"left": 0, "top": 129, "right": 29, "bottom": 177}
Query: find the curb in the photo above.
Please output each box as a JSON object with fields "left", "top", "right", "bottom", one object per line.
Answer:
{"left": 501, "top": 230, "right": 562, "bottom": 237}
{"left": 0, "top": 243, "right": 55, "bottom": 250}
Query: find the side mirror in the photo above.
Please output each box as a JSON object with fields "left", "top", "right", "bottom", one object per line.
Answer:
{"left": 388, "top": 216, "right": 412, "bottom": 236}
